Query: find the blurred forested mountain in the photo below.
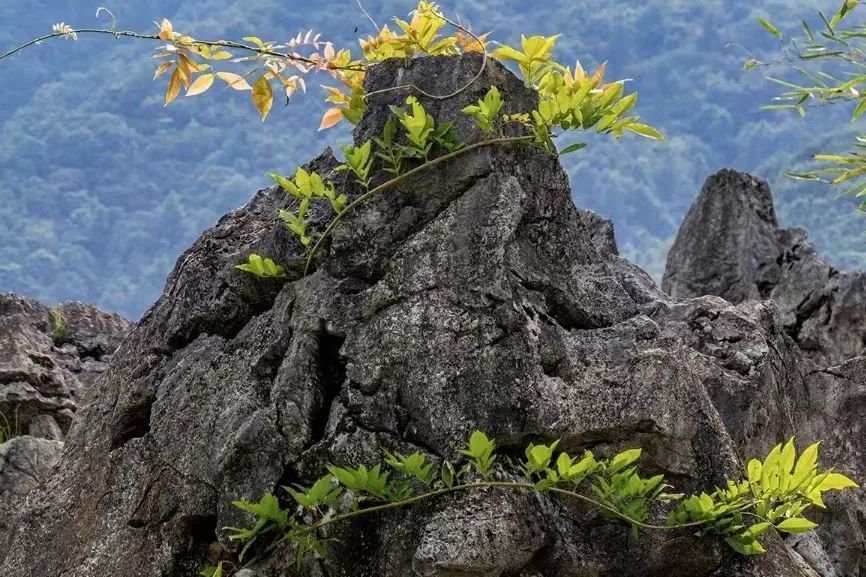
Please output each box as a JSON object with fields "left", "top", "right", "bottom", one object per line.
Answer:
{"left": 1, "top": 0, "right": 864, "bottom": 318}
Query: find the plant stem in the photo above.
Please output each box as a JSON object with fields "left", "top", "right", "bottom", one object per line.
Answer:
{"left": 264, "top": 479, "right": 709, "bottom": 558}
{"left": 302, "top": 135, "right": 534, "bottom": 276}
{"left": 0, "top": 28, "right": 364, "bottom": 71}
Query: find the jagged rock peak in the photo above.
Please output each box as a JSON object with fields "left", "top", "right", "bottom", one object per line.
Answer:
{"left": 2, "top": 57, "right": 863, "bottom": 577}
{"left": 663, "top": 168, "right": 866, "bottom": 366}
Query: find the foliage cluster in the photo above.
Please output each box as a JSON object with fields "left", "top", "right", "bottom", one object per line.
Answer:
{"left": 753, "top": 0, "right": 866, "bottom": 205}
{"left": 199, "top": 430, "right": 857, "bottom": 575}
{"left": 205, "top": 2, "right": 663, "bottom": 277}
{"left": 49, "top": 305, "right": 65, "bottom": 345}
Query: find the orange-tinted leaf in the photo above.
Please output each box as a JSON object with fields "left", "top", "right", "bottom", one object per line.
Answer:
{"left": 186, "top": 73, "right": 215, "bottom": 96}
{"left": 319, "top": 107, "right": 343, "bottom": 130}
{"left": 153, "top": 61, "right": 173, "bottom": 80}
{"left": 165, "top": 67, "right": 182, "bottom": 105}
{"left": 252, "top": 76, "right": 274, "bottom": 121}
{"left": 216, "top": 72, "right": 252, "bottom": 91}
{"left": 592, "top": 62, "right": 607, "bottom": 83}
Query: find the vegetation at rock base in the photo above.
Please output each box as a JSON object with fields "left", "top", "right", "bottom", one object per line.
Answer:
{"left": 196, "top": 430, "right": 858, "bottom": 574}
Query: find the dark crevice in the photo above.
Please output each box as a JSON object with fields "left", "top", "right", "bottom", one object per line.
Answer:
{"left": 513, "top": 275, "right": 604, "bottom": 331}
{"left": 167, "top": 514, "right": 220, "bottom": 577}
{"left": 109, "top": 394, "right": 155, "bottom": 450}
{"left": 787, "top": 290, "right": 831, "bottom": 345}
{"left": 310, "top": 331, "right": 347, "bottom": 445}
{"left": 165, "top": 282, "right": 284, "bottom": 352}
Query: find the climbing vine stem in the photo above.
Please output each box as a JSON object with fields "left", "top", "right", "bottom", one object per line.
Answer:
{"left": 210, "top": 430, "right": 857, "bottom": 575}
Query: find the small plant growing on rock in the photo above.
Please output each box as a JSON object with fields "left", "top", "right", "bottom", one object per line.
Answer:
{"left": 49, "top": 305, "right": 65, "bottom": 345}
{"left": 0, "top": 407, "right": 22, "bottom": 445}
{"left": 208, "top": 430, "right": 857, "bottom": 573}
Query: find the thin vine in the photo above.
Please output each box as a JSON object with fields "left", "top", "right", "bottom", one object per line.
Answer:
{"left": 201, "top": 430, "right": 858, "bottom": 575}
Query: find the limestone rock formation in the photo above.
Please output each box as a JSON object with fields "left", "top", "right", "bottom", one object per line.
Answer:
{"left": 0, "top": 293, "right": 132, "bottom": 554}
{"left": 2, "top": 57, "right": 863, "bottom": 577}
{"left": 663, "top": 169, "right": 866, "bottom": 366}
{"left": 663, "top": 169, "right": 866, "bottom": 575}
{"left": 0, "top": 293, "right": 132, "bottom": 437}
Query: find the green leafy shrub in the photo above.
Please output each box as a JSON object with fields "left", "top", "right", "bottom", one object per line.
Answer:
{"left": 234, "top": 254, "right": 286, "bottom": 278}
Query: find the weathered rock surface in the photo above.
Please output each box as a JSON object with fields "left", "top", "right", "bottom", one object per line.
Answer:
{"left": 2, "top": 56, "right": 863, "bottom": 577}
{"left": 0, "top": 436, "right": 63, "bottom": 552}
{"left": 662, "top": 169, "right": 866, "bottom": 575}
{"left": 0, "top": 293, "right": 132, "bottom": 437}
{"left": 0, "top": 294, "right": 132, "bottom": 554}
{"left": 663, "top": 169, "right": 866, "bottom": 366}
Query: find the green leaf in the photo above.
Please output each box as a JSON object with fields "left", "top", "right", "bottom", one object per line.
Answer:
{"left": 785, "top": 172, "right": 821, "bottom": 181}
{"left": 199, "top": 563, "right": 223, "bottom": 577}
{"left": 441, "top": 460, "right": 456, "bottom": 488}
{"left": 776, "top": 517, "right": 818, "bottom": 533}
{"left": 559, "top": 142, "right": 587, "bottom": 155}
{"left": 817, "top": 472, "right": 859, "bottom": 491}
{"left": 609, "top": 448, "right": 641, "bottom": 474}
{"left": 725, "top": 534, "right": 766, "bottom": 555}
{"left": 623, "top": 123, "right": 665, "bottom": 141}
{"left": 744, "top": 522, "right": 773, "bottom": 538}
{"left": 853, "top": 98, "right": 866, "bottom": 120}
{"left": 758, "top": 17, "right": 783, "bottom": 40}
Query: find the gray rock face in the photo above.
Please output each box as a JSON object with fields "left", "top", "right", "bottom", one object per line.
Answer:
{"left": 2, "top": 57, "right": 862, "bottom": 577}
{"left": 0, "top": 436, "right": 64, "bottom": 553}
{"left": 0, "top": 294, "right": 132, "bottom": 555}
{"left": 0, "top": 293, "right": 133, "bottom": 437}
{"left": 663, "top": 169, "right": 866, "bottom": 366}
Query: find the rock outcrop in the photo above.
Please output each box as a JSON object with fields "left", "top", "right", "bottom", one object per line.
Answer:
{"left": 0, "top": 294, "right": 132, "bottom": 554}
{"left": 2, "top": 57, "right": 863, "bottom": 577}
{"left": 663, "top": 169, "right": 866, "bottom": 366}
{"left": 663, "top": 169, "right": 866, "bottom": 575}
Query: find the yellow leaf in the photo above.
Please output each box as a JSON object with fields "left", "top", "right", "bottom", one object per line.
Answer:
{"left": 158, "top": 18, "right": 174, "bottom": 41}
{"left": 165, "top": 67, "right": 182, "bottom": 106}
{"left": 177, "top": 53, "right": 197, "bottom": 88}
{"left": 216, "top": 72, "right": 252, "bottom": 91}
{"left": 252, "top": 76, "right": 274, "bottom": 121}
{"left": 817, "top": 472, "right": 859, "bottom": 491}
{"left": 210, "top": 50, "right": 233, "bottom": 60}
{"left": 186, "top": 73, "right": 215, "bottom": 96}
{"left": 319, "top": 107, "right": 343, "bottom": 131}
{"left": 153, "top": 61, "right": 173, "bottom": 80}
